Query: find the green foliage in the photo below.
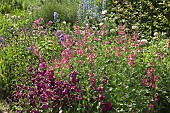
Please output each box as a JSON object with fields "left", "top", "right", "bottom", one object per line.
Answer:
{"left": 0, "top": 0, "right": 23, "bottom": 14}
{"left": 0, "top": 0, "right": 169, "bottom": 112}
{"left": 107, "top": 0, "right": 170, "bottom": 38}
{"left": 33, "top": 0, "right": 79, "bottom": 24}
{"left": 0, "top": 14, "right": 73, "bottom": 100}
{"left": 0, "top": 0, "right": 44, "bottom": 14}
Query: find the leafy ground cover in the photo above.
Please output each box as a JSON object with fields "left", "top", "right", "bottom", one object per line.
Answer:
{"left": 0, "top": 0, "right": 170, "bottom": 113}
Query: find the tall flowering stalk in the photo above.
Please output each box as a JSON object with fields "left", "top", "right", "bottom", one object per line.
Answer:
{"left": 54, "top": 12, "right": 60, "bottom": 22}
{"left": 102, "top": 0, "right": 106, "bottom": 11}
{"left": 78, "top": 0, "right": 99, "bottom": 20}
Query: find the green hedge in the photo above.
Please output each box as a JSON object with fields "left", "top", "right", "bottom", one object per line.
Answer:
{"left": 107, "top": 0, "right": 170, "bottom": 38}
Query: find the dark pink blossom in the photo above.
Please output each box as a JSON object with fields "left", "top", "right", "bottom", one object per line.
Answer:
{"left": 154, "top": 75, "right": 158, "bottom": 82}
{"left": 150, "top": 104, "right": 154, "bottom": 109}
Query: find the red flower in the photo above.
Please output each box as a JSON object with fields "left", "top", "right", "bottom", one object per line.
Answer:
{"left": 105, "top": 102, "right": 113, "bottom": 110}
{"left": 102, "top": 102, "right": 113, "bottom": 113}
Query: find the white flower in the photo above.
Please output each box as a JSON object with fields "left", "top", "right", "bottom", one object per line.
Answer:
{"left": 99, "top": 23, "right": 104, "bottom": 26}
{"left": 59, "top": 110, "right": 63, "bottom": 113}
{"left": 5, "top": 14, "right": 9, "bottom": 18}
{"left": 161, "top": 32, "right": 167, "bottom": 35}
{"left": 101, "top": 10, "right": 107, "bottom": 15}
{"left": 132, "top": 26, "right": 138, "bottom": 30}
{"left": 11, "top": 15, "right": 16, "bottom": 19}
{"left": 18, "top": 16, "right": 21, "bottom": 19}
{"left": 154, "top": 32, "right": 158, "bottom": 37}
{"left": 29, "top": 12, "right": 32, "bottom": 15}
{"left": 62, "top": 21, "right": 66, "bottom": 25}
{"left": 152, "top": 37, "right": 157, "bottom": 40}
{"left": 110, "top": 29, "right": 115, "bottom": 33}
{"left": 140, "top": 39, "right": 148, "bottom": 45}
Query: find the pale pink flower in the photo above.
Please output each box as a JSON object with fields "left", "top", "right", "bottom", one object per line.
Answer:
{"left": 149, "top": 82, "right": 153, "bottom": 87}
{"left": 116, "top": 52, "right": 122, "bottom": 57}
{"left": 147, "top": 70, "right": 152, "bottom": 77}
{"left": 75, "top": 42, "right": 79, "bottom": 46}
{"left": 118, "top": 31, "right": 125, "bottom": 35}
{"left": 77, "top": 48, "right": 85, "bottom": 56}
{"left": 128, "top": 60, "right": 136, "bottom": 65}
{"left": 94, "top": 37, "right": 99, "bottom": 41}
{"left": 75, "top": 26, "right": 80, "bottom": 35}
{"left": 105, "top": 41, "right": 110, "bottom": 45}
{"left": 125, "top": 48, "right": 130, "bottom": 53}
{"left": 152, "top": 84, "right": 156, "bottom": 89}
{"left": 118, "top": 24, "right": 126, "bottom": 30}
{"left": 88, "top": 52, "right": 96, "bottom": 62}
{"left": 101, "top": 30, "right": 107, "bottom": 36}
{"left": 62, "top": 57, "right": 67, "bottom": 64}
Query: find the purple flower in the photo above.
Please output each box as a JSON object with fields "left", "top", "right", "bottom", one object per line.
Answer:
{"left": 30, "top": 109, "right": 40, "bottom": 113}
{"left": 72, "top": 78, "right": 78, "bottom": 84}
{"left": 98, "top": 94, "right": 105, "bottom": 101}
{"left": 97, "top": 87, "right": 104, "bottom": 92}
{"left": 28, "top": 46, "right": 32, "bottom": 51}
{"left": 62, "top": 89, "right": 68, "bottom": 95}
{"left": 71, "top": 70, "right": 78, "bottom": 77}
{"left": 40, "top": 102, "right": 50, "bottom": 109}
{"left": 56, "top": 30, "right": 62, "bottom": 36}
{"left": 39, "top": 62, "right": 48, "bottom": 69}
{"left": 59, "top": 34, "right": 65, "bottom": 42}
{"left": 0, "top": 35, "right": 3, "bottom": 44}
{"left": 54, "top": 95, "right": 60, "bottom": 100}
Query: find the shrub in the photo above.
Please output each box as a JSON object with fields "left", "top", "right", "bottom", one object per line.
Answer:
{"left": 33, "top": 0, "right": 79, "bottom": 24}
{"left": 10, "top": 19, "right": 170, "bottom": 112}
{"left": 107, "top": 0, "right": 170, "bottom": 38}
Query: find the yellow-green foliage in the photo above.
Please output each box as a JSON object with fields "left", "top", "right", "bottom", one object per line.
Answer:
{"left": 107, "top": 0, "right": 170, "bottom": 37}
{"left": 33, "top": 0, "right": 79, "bottom": 24}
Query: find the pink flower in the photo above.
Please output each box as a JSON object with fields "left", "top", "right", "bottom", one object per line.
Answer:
{"left": 149, "top": 82, "right": 153, "bottom": 87}
{"left": 105, "top": 41, "right": 110, "bottom": 45}
{"left": 118, "top": 38, "right": 123, "bottom": 44}
{"left": 88, "top": 52, "right": 96, "bottom": 62}
{"left": 75, "top": 42, "right": 79, "bottom": 46}
{"left": 39, "top": 62, "right": 48, "bottom": 69}
{"left": 118, "top": 24, "right": 126, "bottom": 30}
{"left": 101, "top": 30, "right": 107, "bottom": 36}
{"left": 74, "top": 26, "right": 80, "bottom": 35}
{"left": 149, "top": 82, "right": 156, "bottom": 89}
{"left": 84, "top": 29, "right": 91, "bottom": 36}
{"left": 128, "top": 60, "right": 136, "bottom": 65}
{"left": 147, "top": 67, "right": 155, "bottom": 77}
{"left": 154, "top": 94, "right": 158, "bottom": 102}
{"left": 62, "top": 57, "right": 68, "bottom": 64}
{"left": 119, "top": 47, "right": 123, "bottom": 51}
{"left": 154, "top": 76, "right": 158, "bottom": 82}
{"left": 142, "top": 78, "right": 148, "bottom": 86}
{"left": 152, "top": 84, "right": 156, "bottom": 89}
{"left": 77, "top": 48, "right": 85, "bottom": 56}
{"left": 157, "top": 53, "right": 165, "bottom": 59}
{"left": 118, "top": 31, "right": 125, "bottom": 35}
{"left": 125, "top": 48, "right": 130, "bottom": 53}
{"left": 116, "top": 52, "right": 122, "bottom": 57}
{"left": 107, "top": 49, "right": 110, "bottom": 55}
{"left": 150, "top": 104, "right": 154, "bottom": 109}
{"left": 32, "top": 45, "right": 40, "bottom": 56}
